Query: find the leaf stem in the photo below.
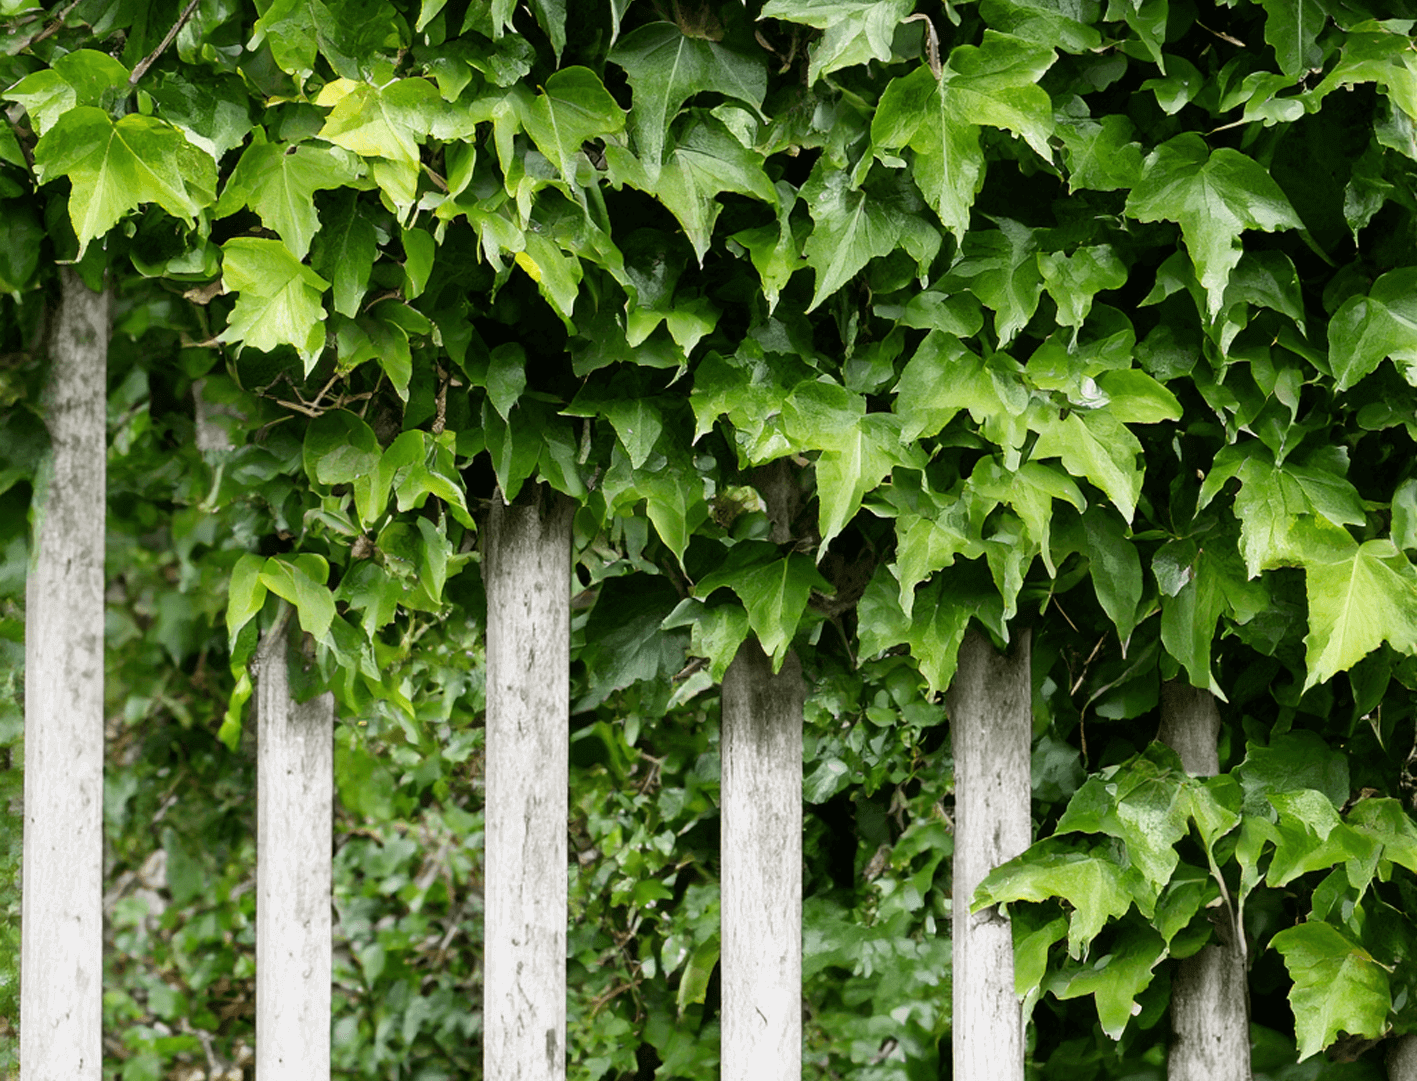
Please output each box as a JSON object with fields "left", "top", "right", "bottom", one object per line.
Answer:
{"left": 902, "top": 14, "right": 941, "bottom": 78}
{"left": 128, "top": 0, "right": 202, "bottom": 88}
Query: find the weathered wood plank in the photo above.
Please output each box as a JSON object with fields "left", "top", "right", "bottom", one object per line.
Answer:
{"left": 484, "top": 487, "right": 573, "bottom": 1081}
{"left": 21, "top": 268, "right": 108, "bottom": 1081}
{"left": 949, "top": 627, "right": 1031, "bottom": 1081}
{"left": 721, "top": 639, "right": 804, "bottom": 1081}
{"left": 1158, "top": 680, "right": 1250, "bottom": 1081}
{"left": 1390, "top": 1033, "right": 1417, "bottom": 1080}
{"left": 255, "top": 624, "right": 334, "bottom": 1079}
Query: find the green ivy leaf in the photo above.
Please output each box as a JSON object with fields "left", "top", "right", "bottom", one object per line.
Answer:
{"left": 605, "top": 396, "right": 664, "bottom": 469}
{"left": 1053, "top": 923, "right": 1167, "bottom": 1039}
{"left": 1072, "top": 506, "right": 1144, "bottom": 642}
{"left": 304, "top": 409, "right": 381, "bottom": 487}
{"left": 610, "top": 22, "right": 767, "bottom": 171}
{"left": 979, "top": 0, "right": 1103, "bottom": 52}
{"left": 311, "top": 190, "right": 378, "bottom": 318}
{"left": 251, "top": 0, "right": 404, "bottom": 80}
{"left": 335, "top": 561, "right": 404, "bottom": 637}
{"left": 894, "top": 332, "right": 1031, "bottom": 452}
{"left": 401, "top": 225, "right": 435, "bottom": 297}
{"left": 609, "top": 113, "right": 776, "bottom": 262}
{"left": 695, "top": 551, "right": 831, "bottom": 670}
{"left": 676, "top": 938, "right": 720, "bottom": 1016}
{"left": 1256, "top": 0, "right": 1329, "bottom": 77}
{"left": 219, "top": 238, "right": 330, "bottom": 369}
{"left": 216, "top": 140, "right": 364, "bottom": 259}
{"left": 969, "top": 459, "right": 1085, "bottom": 576}
{"left": 1037, "top": 245, "right": 1127, "bottom": 330}
{"left": 815, "top": 413, "right": 917, "bottom": 556}
{"left": 4, "top": 49, "right": 129, "bottom": 135}
{"left": 482, "top": 400, "right": 541, "bottom": 502}
{"left": 1235, "top": 731, "right": 1351, "bottom": 816}
{"left": 486, "top": 343, "right": 527, "bottom": 421}
{"left": 1303, "top": 538, "right": 1417, "bottom": 691}
{"left": 226, "top": 553, "right": 269, "bottom": 642}
{"left": 259, "top": 554, "right": 336, "bottom": 643}
{"left": 1030, "top": 407, "right": 1143, "bottom": 524}
{"left": 1125, "top": 133, "right": 1302, "bottom": 318}
{"left": 316, "top": 76, "right": 441, "bottom": 206}
{"left": 973, "top": 838, "right": 1142, "bottom": 960}
{"left": 1271, "top": 921, "right": 1391, "bottom": 1062}
{"left": 938, "top": 219, "right": 1042, "bottom": 346}
{"left": 1053, "top": 744, "right": 1195, "bottom": 903}
{"left": 802, "top": 167, "right": 908, "bottom": 310}
{"left": 1264, "top": 789, "right": 1376, "bottom": 889}
{"left": 518, "top": 67, "right": 625, "bottom": 188}
{"left": 1327, "top": 267, "right": 1417, "bottom": 391}
{"left": 871, "top": 34, "right": 1055, "bottom": 239}
{"left": 759, "top": 0, "right": 915, "bottom": 84}
{"left": 147, "top": 70, "right": 255, "bottom": 161}
{"left": 857, "top": 564, "right": 1002, "bottom": 692}
{"left": 731, "top": 183, "right": 808, "bottom": 313}
{"left": 1055, "top": 112, "right": 1144, "bottom": 192}
{"left": 33, "top": 109, "right": 217, "bottom": 257}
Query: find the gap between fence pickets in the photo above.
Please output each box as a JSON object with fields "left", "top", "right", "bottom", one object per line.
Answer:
{"left": 20, "top": 268, "right": 108, "bottom": 1081}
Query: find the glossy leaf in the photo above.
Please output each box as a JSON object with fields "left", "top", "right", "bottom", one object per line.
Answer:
{"left": 1271, "top": 922, "right": 1391, "bottom": 1062}
{"left": 216, "top": 141, "right": 363, "bottom": 259}
{"left": 695, "top": 551, "right": 832, "bottom": 670}
{"left": 609, "top": 113, "right": 775, "bottom": 262}
{"left": 760, "top": 0, "right": 915, "bottom": 84}
{"left": 519, "top": 67, "right": 625, "bottom": 187}
{"left": 872, "top": 35, "right": 1055, "bottom": 240}
{"left": 33, "top": 109, "right": 217, "bottom": 257}
{"left": 219, "top": 238, "right": 330, "bottom": 368}
{"left": 1125, "top": 134, "right": 1302, "bottom": 317}
{"left": 1303, "top": 539, "right": 1417, "bottom": 691}
{"left": 610, "top": 22, "right": 766, "bottom": 170}
{"left": 1328, "top": 268, "right": 1417, "bottom": 390}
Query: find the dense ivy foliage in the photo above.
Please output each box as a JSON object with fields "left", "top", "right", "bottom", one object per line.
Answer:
{"left": 4, "top": 0, "right": 1417, "bottom": 1076}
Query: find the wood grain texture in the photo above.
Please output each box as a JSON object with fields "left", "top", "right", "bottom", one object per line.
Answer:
{"left": 21, "top": 268, "right": 108, "bottom": 1081}
{"left": 948, "top": 627, "right": 1031, "bottom": 1081}
{"left": 484, "top": 488, "right": 573, "bottom": 1081}
{"left": 255, "top": 626, "right": 334, "bottom": 1079}
{"left": 1158, "top": 681, "right": 1220, "bottom": 775}
{"left": 1158, "top": 679, "right": 1250, "bottom": 1081}
{"left": 1389, "top": 1034, "right": 1417, "bottom": 1080}
{"left": 721, "top": 639, "right": 804, "bottom": 1081}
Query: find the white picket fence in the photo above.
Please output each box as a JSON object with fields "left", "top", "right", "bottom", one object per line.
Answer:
{"left": 17, "top": 273, "right": 1035, "bottom": 1080}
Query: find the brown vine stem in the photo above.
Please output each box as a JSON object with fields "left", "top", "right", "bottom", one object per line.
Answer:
{"left": 902, "top": 13, "right": 941, "bottom": 78}
{"left": 10, "top": 0, "right": 83, "bottom": 55}
{"left": 128, "top": 0, "right": 202, "bottom": 87}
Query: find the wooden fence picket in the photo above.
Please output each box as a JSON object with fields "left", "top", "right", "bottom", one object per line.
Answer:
{"left": 720, "top": 640, "right": 805, "bottom": 1081}
{"left": 19, "top": 268, "right": 108, "bottom": 1081}
{"left": 1158, "top": 681, "right": 1250, "bottom": 1081}
{"left": 483, "top": 488, "right": 573, "bottom": 1081}
{"left": 254, "top": 622, "right": 334, "bottom": 1078}
{"left": 948, "top": 628, "right": 1032, "bottom": 1081}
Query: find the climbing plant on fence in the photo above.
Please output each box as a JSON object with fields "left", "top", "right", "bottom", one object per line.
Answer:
{"left": 4, "top": 0, "right": 1417, "bottom": 1075}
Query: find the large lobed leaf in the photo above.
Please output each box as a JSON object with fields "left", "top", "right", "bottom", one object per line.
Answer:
{"left": 1125, "top": 133, "right": 1302, "bottom": 318}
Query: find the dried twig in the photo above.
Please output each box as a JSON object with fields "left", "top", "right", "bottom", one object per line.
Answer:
{"left": 128, "top": 0, "right": 202, "bottom": 87}
{"left": 11, "top": 0, "right": 83, "bottom": 55}
{"left": 903, "top": 13, "right": 941, "bottom": 78}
